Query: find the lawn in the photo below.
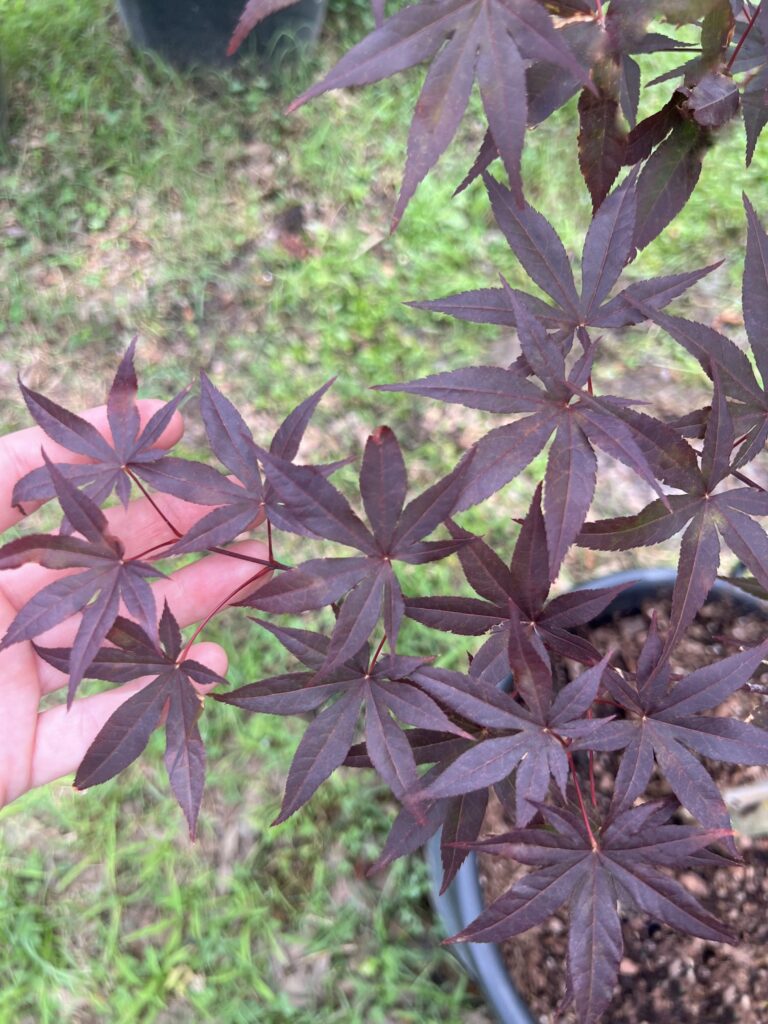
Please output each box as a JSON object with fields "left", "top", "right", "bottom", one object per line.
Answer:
{"left": 2, "top": 1, "right": 768, "bottom": 1021}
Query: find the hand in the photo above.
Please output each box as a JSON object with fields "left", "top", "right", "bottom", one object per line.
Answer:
{"left": 0, "top": 400, "right": 269, "bottom": 807}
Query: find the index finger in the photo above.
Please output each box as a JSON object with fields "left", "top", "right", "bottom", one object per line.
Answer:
{"left": 0, "top": 400, "right": 184, "bottom": 533}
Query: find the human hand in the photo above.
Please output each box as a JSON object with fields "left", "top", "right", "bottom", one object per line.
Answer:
{"left": 0, "top": 399, "right": 269, "bottom": 808}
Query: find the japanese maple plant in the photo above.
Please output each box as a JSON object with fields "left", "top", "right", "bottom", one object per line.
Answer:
{"left": 4, "top": 1, "right": 768, "bottom": 1020}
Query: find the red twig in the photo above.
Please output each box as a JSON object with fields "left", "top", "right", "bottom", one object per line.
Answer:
{"left": 727, "top": 1, "right": 762, "bottom": 71}
{"left": 178, "top": 564, "right": 272, "bottom": 663}
{"left": 209, "top": 546, "right": 288, "bottom": 570}
{"left": 132, "top": 538, "right": 178, "bottom": 561}
{"left": 127, "top": 469, "right": 182, "bottom": 538}
{"left": 368, "top": 634, "right": 388, "bottom": 673}
{"left": 732, "top": 467, "right": 767, "bottom": 492}
{"left": 568, "top": 751, "right": 599, "bottom": 849}
{"left": 128, "top": 471, "right": 285, "bottom": 569}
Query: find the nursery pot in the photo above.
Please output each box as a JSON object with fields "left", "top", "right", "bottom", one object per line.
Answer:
{"left": 116, "top": 0, "right": 327, "bottom": 69}
{"left": 425, "top": 568, "right": 767, "bottom": 1024}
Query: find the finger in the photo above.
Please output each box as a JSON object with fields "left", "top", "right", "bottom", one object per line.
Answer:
{"left": 105, "top": 484, "right": 262, "bottom": 561}
{"left": 3, "top": 487, "right": 263, "bottom": 610}
{"left": 0, "top": 399, "right": 184, "bottom": 532}
{"left": 0, "top": 585, "right": 41, "bottom": 806}
{"left": 33, "top": 539, "right": 271, "bottom": 693}
{"left": 28, "top": 642, "right": 227, "bottom": 796}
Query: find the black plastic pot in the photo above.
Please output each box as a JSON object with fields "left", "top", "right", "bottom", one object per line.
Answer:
{"left": 425, "top": 568, "right": 767, "bottom": 1024}
{"left": 116, "top": 0, "right": 327, "bottom": 69}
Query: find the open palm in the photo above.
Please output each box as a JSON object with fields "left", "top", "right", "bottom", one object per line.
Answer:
{"left": 0, "top": 399, "right": 269, "bottom": 807}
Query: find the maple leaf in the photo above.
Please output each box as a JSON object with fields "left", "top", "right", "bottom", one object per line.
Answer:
{"left": 633, "top": 195, "right": 768, "bottom": 466}
{"left": 380, "top": 279, "right": 676, "bottom": 553}
{"left": 408, "top": 171, "right": 718, "bottom": 353}
{"left": 227, "top": 0, "right": 300, "bottom": 56}
{"left": 405, "top": 486, "right": 630, "bottom": 669}
{"left": 743, "top": 65, "right": 768, "bottom": 165}
{"left": 344, "top": 725, "right": 494, "bottom": 889}
{"left": 572, "top": 1, "right": 695, "bottom": 207}
{"left": 631, "top": 110, "right": 712, "bottom": 251}
{"left": 277, "top": 0, "right": 593, "bottom": 225}
{"left": 0, "top": 454, "right": 161, "bottom": 705}
{"left": 160, "top": 373, "right": 344, "bottom": 555}
{"left": 578, "top": 73, "right": 627, "bottom": 212}
{"left": 599, "top": 615, "right": 768, "bottom": 843}
{"left": 12, "top": 340, "right": 188, "bottom": 524}
{"left": 686, "top": 71, "right": 740, "bottom": 127}
{"left": 373, "top": 760, "right": 500, "bottom": 891}
{"left": 717, "top": 573, "right": 768, "bottom": 603}
{"left": 240, "top": 426, "right": 472, "bottom": 674}
{"left": 215, "top": 619, "right": 469, "bottom": 822}
{"left": 450, "top": 800, "right": 737, "bottom": 1024}
{"left": 410, "top": 653, "right": 621, "bottom": 826}
{"left": 732, "top": 1, "right": 768, "bottom": 163}
{"left": 36, "top": 605, "right": 226, "bottom": 838}
{"left": 622, "top": 3, "right": 741, "bottom": 250}
{"left": 580, "top": 372, "right": 768, "bottom": 650}
{"left": 646, "top": 0, "right": 734, "bottom": 86}
{"left": 457, "top": 4, "right": 693, "bottom": 199}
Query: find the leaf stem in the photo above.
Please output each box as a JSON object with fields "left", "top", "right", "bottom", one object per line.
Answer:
{"left": 368, "top": 634, "right": 388, "bottom": 673}
{"left": 568, "top": 751, "right": 599, "bottom": 849}
{"left": 132, "top": 538, "right": 178, "bottom": 561}
{"left": 727, "top": 1, "right": 762, "bottom": 71}
{"left": 127, "top": 469, "right": 182, "bottom": 538}
{"left": 178, "top": 564, "right": 273, "bottom": 663}
{"left": 127, "top": 472, "right": 287, "bottom": 569}
{"left": 732, "top": 467, "right": 767, "bottom": 491}
{"left": 209, "top": 546, "right": 290, "bottom": 571}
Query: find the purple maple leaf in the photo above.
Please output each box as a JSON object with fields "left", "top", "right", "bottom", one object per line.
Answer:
{"left": 215, "top": 619, "right": 469, "bottom": 822}
{"left": 408, "top": 171, "right": 718, "bottom": 351}
{"left": 406, "top": 486, "right": 630, "bottom": 670}
{"left": 13, "top": 340, "right": 187, "bottom": 525}
{"left": 411, "top": 653, "right": 620, "bottom": 825}
{"left": 0, "top": 454, "right": 161, "bottom": 705}
{"left": 602, "top": 617, "right": 768, "bottom": 840}
{"left": 37, "top": 604, "right": 226, "bottom": 838}
{"left": 452, "top": 799, "right": 736, "bottom": 1024}
{"left": 241, "top": 425, "right": 472, "bottom": 675}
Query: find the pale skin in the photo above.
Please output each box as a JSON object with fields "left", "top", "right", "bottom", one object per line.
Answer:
{"left": 0, "top": 399, "right": 270, "bottom": 808}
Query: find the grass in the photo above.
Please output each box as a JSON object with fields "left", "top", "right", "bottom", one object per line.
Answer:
{"left": 1, "top": 1, "right": 768, "bottom": 1020}
{"left": 1, "top": 602, "right": 481, "bottom": 1023}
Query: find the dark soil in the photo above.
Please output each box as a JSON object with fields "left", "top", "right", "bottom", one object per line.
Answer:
{"left": 478, "top": 594, "right": 768, "bottom": 1024}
